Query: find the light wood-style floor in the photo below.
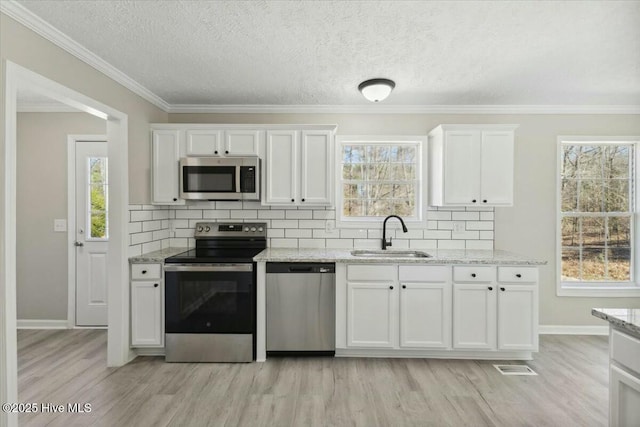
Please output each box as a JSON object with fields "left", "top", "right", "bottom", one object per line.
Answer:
{"left": 17, "top": 330, "right": 609, "bottom": 427}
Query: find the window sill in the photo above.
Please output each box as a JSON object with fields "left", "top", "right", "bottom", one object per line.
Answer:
{"left": 558, "top": 284, "right": 640, "bottom": 297}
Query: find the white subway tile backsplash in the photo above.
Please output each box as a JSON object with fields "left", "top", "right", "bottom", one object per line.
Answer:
{"left": 285, "top": 210, "right": 313, "bottom": 219}
{"left": 466, "top": 221, "right": 494, "bottom": 230}
{"left": 130, "top": 210, "right": 153, "bottom": 222}
{"left": 203, "top": 210, "right": 231, "bottom": 219}
{"left": 258, "top": 210, "right": 285, "bottom": 219}
{"left": 313, "top": 229, "right": 339, "bottom": 238}
{"left": 230, "top": 210, "right": 257, "bottom": 219}
{"left": 466, "top": 240, "right": 494, "bottom": 250}
{"left": 452, "top": 211, "right": 479, "bottom": 221}
{"left": 285, "top": 229, "right": 312, "bottom": 238}
{"left": 340, "top": 229, "right": 368, "bottom": 239}
{"left": 271, "top": 220, "right": 299, "bottom": 229}
{"left": 130, "top": 205, "right": 495, "bottom": 256}
{"left": 298, "top": 220, "right": 326, "bottom": 229}
{"left": 298, "top": 239, "right": 326, "bottom": 248}
{"left": 326, "top": 239, "right": 354, "bottom": 249}
{"left": 437, "top": 240, "right": 465, "bottom": 249}
{"left": 313, "top": 210, "right": 335, "bottom": 220}
{"left": 270, "top": 239, "right": 299, "bottom": 248}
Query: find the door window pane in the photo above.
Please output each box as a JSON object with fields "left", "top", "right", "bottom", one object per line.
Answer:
{"left": 89, "top": 157, "right": 108, "bottom": 239}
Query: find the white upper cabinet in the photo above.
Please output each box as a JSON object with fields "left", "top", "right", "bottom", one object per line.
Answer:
{"left": 265, "top": 130, "right": 298, "bottom": 204}
{"left": 264, "top": 127, "right": 335, "bottom": 206}
{"left": 185, "top": 129, "right": 222, "bottom": 156}
{"left": 429, "top": 124, "right": 518, "bottom": 207}
{"left": 185, "top": 128, "right": 261, "bottom": 156}
{"left": 151, "top": 129, "right": 185, "bottom": 205}
{"left": 224, "top": 130, "right": 262, "bottom": 156}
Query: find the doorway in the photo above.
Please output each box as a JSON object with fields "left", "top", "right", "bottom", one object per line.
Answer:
{"left": 2, "top": 61, "right": 131, "bottom": 427}
{"left": 70, "top": 138, "right": 108, "bottom": 327}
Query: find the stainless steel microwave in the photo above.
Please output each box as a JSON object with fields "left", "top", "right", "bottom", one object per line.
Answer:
{"left": 179, "top": 156, "right": 260, "bottom": 201}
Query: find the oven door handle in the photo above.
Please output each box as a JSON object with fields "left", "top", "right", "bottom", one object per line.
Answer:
{"left": 164, "top": 264, "right": 253, "bottom": 272}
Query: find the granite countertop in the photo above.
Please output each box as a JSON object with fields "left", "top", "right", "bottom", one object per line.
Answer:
{"left": 592, "top": 308, "right": 640, "bottom": 337}
{"left": 129, "top": 247, "right": 189, "bottom": 263}
{"left": 253, "top": 248, "right": 546, "bottom": 265}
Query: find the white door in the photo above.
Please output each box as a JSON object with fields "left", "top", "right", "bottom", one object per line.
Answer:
{"left": 452, "top": 283, "right": 496, "bottom": 349}
{"left": 151, "top": 130, "right": 184, "bottom": 205}
{"left": 497, "top": 284, "right": 537, "bottom": 351}
{"left": 131, "top": 281, "right": 163, "bottom": 346}
{"left": 224, "top": 130, "right": 261, "bottom": 156}
{"left": 347, "top": 282, "right": 396, "bottom": 348}
{"left": 185, "top": 129, "right": 221, "bottom": 156}
{"left": 300, "top": 130, "right": 332, "bottom": 205}
{"left": 400, "top": 282, "right": 451, "bottom": 349}
{"left": 75, "top": 141, "right": 108, "bottom": 326}
{"left": 480, "top": 131, "right": 514, "bottom": 206}
{"left": 265, "top": 130, "right": 298, "bottom": 204}
{"left": 444, "top": 131, "right": 481, "bottom": 205}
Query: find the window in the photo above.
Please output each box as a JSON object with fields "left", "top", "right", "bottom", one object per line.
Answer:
{"left": 88, "top": 157, "right": 108, "bottom": 239}
{"left": 337, "top": 136, "right": 426, "bottom": 225}
{"left": 558, "top": 137, "right": 640, "bottom": 296}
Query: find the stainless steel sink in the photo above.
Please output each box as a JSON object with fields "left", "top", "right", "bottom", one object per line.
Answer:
{"left": 350, "top": 250, "right": 432, "bottom": 258}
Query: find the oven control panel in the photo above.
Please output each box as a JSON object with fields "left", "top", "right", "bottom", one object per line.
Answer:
{"left": 194, "top": 222, "right": 267, "bottom": 238}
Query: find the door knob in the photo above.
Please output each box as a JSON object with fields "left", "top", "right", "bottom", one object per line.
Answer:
{"left": 74, "top": 241, "right": 84, "bottom": 247}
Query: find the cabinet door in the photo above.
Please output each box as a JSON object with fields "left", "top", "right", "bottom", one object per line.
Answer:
{"left": 610, "top": 364, "right": 640, "bottom": 427}
{"left": 400, "top": 282, "right": 451, "bottom": 349}
{"left": 131, "top": 281, "right": 163, "bottom": 347}
{"left": 265, "top": 130, "right": 298, "bottom": 204}
{"left": 224, "top": 130, "right": 261, "bottom": 156}
{"left": 185, "top": 129, "right": 222, "bottom": 156}
{"left": 443, "top": 131, "right": 481, "bottom": 205}
{"left": 300, "top": 130, "right": 333, "bottom": 205}
{"left": 497, "top": 284, "right": 537, "bottom": 351}
{"left": 453, "top": 283, "right": 496, "bottom": 349}
{"left": 151, "top": 130, "right": 184, "bottom": 205}
{"left": 480, "top": 131, "right": 514, "bottom": 206}
{"left": 347, "top": 282, "right": 396, "bottom": 348}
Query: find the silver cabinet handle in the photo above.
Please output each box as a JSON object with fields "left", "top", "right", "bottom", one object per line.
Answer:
{"left": 74, "top": 241, "right": 84, "bottom": 247}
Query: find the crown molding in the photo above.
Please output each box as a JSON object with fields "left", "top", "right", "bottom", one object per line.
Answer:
{"left": 167, "top": 103, "right": 640, "bottom": 115}
{"left": 0, "top": 1, "right": 170, "bottom": 112}
{"left": 2, "top": 2, "right": 638, "bottom": 116}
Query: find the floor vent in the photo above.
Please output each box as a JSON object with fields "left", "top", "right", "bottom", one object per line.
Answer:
{"left": 493, "top": 364, "right": 537, "bottom": 376}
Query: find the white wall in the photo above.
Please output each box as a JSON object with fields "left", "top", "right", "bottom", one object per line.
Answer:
{"left": 16, "top": 112, "right": 105, "bottom": 320}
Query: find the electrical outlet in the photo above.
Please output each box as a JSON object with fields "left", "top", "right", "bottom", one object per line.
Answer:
{"left": 325, "top": 220, "right": 336, "bottom": 233}
{"left": 453, "top": 221, "right": 465, "bottom": 232}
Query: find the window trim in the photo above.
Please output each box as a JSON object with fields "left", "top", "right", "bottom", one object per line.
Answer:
{"left": 556, "top": 136, "right": 640, "bottom": 297}
{"left": 335, "top": 135, "right": 428, "bottom": 229}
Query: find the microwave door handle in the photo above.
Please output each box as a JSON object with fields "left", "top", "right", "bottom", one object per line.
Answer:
{"left": 235, "top": 165, "right": 241, "bottom": 193}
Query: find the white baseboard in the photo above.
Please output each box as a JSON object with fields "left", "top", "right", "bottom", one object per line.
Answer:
{"left": 17, "top": 319, "right": 69, "bottom": 329}
{"left": 539, "top": 325, "right": 609, "bottom": 335}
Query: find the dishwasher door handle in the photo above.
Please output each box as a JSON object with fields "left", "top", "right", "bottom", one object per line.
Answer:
{"left": 288, "top": 267, "right": 313, "bottom": 273}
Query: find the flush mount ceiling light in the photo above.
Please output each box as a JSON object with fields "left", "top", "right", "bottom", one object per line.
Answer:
{"left": 358, "top": 78, "right": 396, "bottom": 102}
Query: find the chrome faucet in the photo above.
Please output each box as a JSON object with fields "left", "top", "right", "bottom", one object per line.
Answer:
{"left": 382, "top": 215, "right": 408, "bottom": 250}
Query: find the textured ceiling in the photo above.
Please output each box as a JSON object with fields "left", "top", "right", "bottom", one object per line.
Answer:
{"left": 14, "top": 0, "right": 640, "bottom": 106}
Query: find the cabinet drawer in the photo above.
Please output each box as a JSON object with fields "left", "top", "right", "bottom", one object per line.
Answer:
{"left": 131, "top": 263, "right": 162, "bottom": 280}
{"left": 453, "top": 266, "right": 495, "bottom": 282}
{"left": 347, "top": 265, "right": 396, "bottom": 281}
{"left": 399, "top": 265, "right": 450, "bottom": 282}
{"left": 611, "top": 329, "right": 640, "bottom": 374}
{"left": 498, "top": 267, "right": 538, "bottom": 283}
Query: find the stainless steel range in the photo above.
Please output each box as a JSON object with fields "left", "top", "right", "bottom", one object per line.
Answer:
{"left": 163, "top": 222, "right": 266, "bottom": 362}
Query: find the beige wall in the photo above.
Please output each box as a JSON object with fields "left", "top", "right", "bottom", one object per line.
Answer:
{"left": 169, "top": 113, "right": 640, "bottom": 327}
{"left": 0, "top": 13, "right": 168, "bottom": 204}
{"left": 16, "top": 113, "right": 105, "bottom": 320}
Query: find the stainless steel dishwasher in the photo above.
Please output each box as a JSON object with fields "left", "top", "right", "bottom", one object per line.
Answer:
{"left": 266, "top": 262, "right": 335, "bottom": 356}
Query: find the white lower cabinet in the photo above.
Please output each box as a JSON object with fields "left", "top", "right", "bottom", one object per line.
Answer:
{"left": 453, "top": 283, "right": 497, "bottom": 350}
{"left": 347, "top": 282, "right": 396, "bottom": 348}
{"left": 345, "top": 265, "right": 452, "bottom": 350}
{"left": 609, "top": 328, "right": 640, "bottom": 427}
{"left": 130, "top": 263, "right": 164, "bottom": 347}
{"left": 337, "top": 263, "right": 538, "bottom": 358}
